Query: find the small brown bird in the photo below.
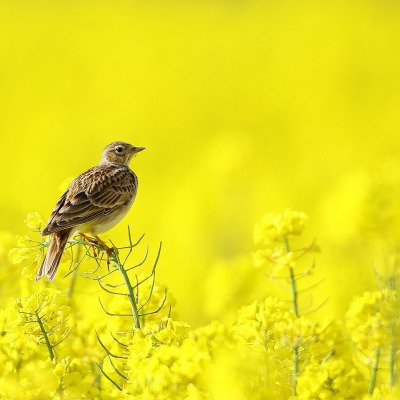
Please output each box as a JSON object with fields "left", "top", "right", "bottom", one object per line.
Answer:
{"left": 36, "top": 141, "right": 145, "bottom": 281}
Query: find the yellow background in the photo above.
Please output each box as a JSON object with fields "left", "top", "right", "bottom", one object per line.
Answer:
{"left": 1, "top": 0, "right": 400, "bottom": 325}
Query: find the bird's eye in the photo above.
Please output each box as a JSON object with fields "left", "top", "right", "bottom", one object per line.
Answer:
{"left": 115, "top": 146, "right": 124, "bottom": 154}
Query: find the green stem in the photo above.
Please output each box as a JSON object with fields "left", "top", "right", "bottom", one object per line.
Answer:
{"left": 388, "top": 275, "right": 396, "bottom": 290}
{"left": 388, "top": 276, "right": 396, "bottom": 386}
{"left": 289, "top": 266, "right": 299, "bottom": 318}
{"left": 113, "top": 254, "right": 141, "bottom": 330}
{"left": 284, "top": 236, "right": 299, "bottom": 318}
{"left": 390, "top": 341, "right": 397, "bottom": 386}
{"left": 292, "top": 346, "right": 299, "bottom": 397}
{"left": 35, "top": 310, "right": 55, "bottom": 361}
{"left": 67, "top": 246, "right": 82, "bottom": 298}
{"left": 368, "top": 347, "right": 380, "bottom": 395}
{"left": 284, "top": 236, "right": 299, "bottom": 395}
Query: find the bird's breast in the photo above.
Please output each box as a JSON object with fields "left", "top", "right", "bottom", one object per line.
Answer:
{"left": 73, "top": 197, "right": 135, "bottom": 235}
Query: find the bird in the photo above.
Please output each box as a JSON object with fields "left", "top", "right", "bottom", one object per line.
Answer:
{"left": 36, "top": 141, "right": 145, "bottom": 281}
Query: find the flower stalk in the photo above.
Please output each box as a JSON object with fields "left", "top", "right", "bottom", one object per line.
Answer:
{"left": 390, "top": 341, "right": 397, "bottom": 387}
{"left": 110, "top": 250, "right": 141, "bottom": 330}
{"left": 284, "top": 236, "right": 300, "bottom": 318}
{"left": 368, "top": 347, "right": 380, "bottom": 395}
{"left": 34, "top": 309, "right": 55, "bottom": 361}
{"left": 292, "top": 345, "right": 299, "bottom": 396}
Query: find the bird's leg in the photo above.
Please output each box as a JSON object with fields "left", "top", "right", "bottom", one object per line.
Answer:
{"left": 94, "top": 235, "right": 115, "bottom": 266}
{"left": 78, "top": 232, "right": 99, "bottom": 257}
{"left": 78, "top": 232, "right": 114, "bottom": 264}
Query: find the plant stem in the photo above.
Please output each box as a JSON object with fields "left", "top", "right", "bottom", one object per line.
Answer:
{"left": 67, "top": 246, "right": 82, "bottom": 298}
{"left": 284, "top": 237, "right": 299, "bottom": 318}
{"left": 284, "top": 236, "right": 300, "bottom": 395}
{"left": 390, "top": 341, "right": 397, "bottom": 386}
{"left": 368, "top": 347, "right": 380, "bottom": 395}
{"left": 388, "top": 275, "right": 395, "bottom": 290}
{"left": 388, "top": 275, "right": 397, "bottom": 386}
{"left": 112, "top": 254, "right": 141, "bottom": 330}
{"left": 289, "top": 266, "right": 299, "bottom": 318}
{"left": 35, "top": 310, "right": 55, "bottom": 361}
{"left": 292, "top": 345, "right": 299, "bottom": 397}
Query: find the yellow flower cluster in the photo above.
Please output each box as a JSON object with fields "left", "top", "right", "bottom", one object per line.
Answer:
{"left": 24, "top": 212, "right": 46, "bottom": 232}
{"left": 232, "top": 297, "right": 344, "bottom": 398}
{"left": 345, "top": 289, "right": 399, "bottom": 369}
{"left": 8, "top": 212, "right": 71, "bottom": 280}
{"left": 252, "top": 208, "right": 319, "bottom": 275}
{"left": 8, "top": 234, "right": 44, "bottom": 279}
{"left": 0, "top": 210, "right": 398, "bottom": 398}
{"left": 96, "top": 318, "right": 226, "bottom": 399}
{"left": 5, "top": 287, "right": 73, "bottom": 354}
{"left": 232, "top": 296, "right": 289, "bottom": 346}
{"left": 366, "top": 386, "right": 400, "bottom": 400}
{"left": 52, "top": 357, "right": 98, "bottom": 399}
{"left": 296, "top": 359, "right": 365, "bottom": 399}
{"left": 254, "top": 208, "right": 308, "bottom": 244}
{"left": 0, "top": 287, "right": 96, "bottom": 399}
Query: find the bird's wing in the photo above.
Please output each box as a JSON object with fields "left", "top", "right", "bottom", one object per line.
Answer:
{"left": 42, "top": 165, "right": 137, "bottom": 235}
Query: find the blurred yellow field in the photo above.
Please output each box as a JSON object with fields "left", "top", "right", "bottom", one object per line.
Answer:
{"left": 0, "top": 1, "right": 399, "bottom": 398}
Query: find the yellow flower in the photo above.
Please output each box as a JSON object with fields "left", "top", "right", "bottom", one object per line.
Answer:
{"left": 124, "top": 320, "right": 224, "bottom": 398}
{"left": 129, "top": 331, "right": 153, "bottom": 361}
{"left": 53, "top": 362, "right": 66, "bottom": 378}
{"left": 296, "top": 359, "right": 365, "bottom": 399}
{"left": 252, "top": 209, "right": 317, "bottom": 279}
{"left": 345, "top": 289, "right": 397, "bottom": 351}
{"left": 5, "top": 288, "right": 74, "bottom": 354}
{"left": 24, "top": 212, "right": 46, "bottom": 232}
{"left": 9, "top": 246, "right": 38, "bottom": 265}
{"left": 254, "top": 209, "right": 308, "bottom": 244}
{"left": 366, "top": 385, "right": 400, "bottom": 399}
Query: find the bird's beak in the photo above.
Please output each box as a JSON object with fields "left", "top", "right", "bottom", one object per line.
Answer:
{"left": 132, "top": 146, "right": 145, "bottom": 154}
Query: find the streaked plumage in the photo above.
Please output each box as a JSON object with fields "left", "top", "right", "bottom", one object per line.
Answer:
{"left": 36, "top": 141, "right": 145, "bottom": 281}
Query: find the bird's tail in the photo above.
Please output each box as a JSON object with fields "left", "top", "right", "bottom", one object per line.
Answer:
{"left": 36, "top": 229, "right": 71, "bottom": 281}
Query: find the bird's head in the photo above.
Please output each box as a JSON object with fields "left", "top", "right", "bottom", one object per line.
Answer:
{"left": 100, "top": 141, "right": 145, "bottom": 165}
